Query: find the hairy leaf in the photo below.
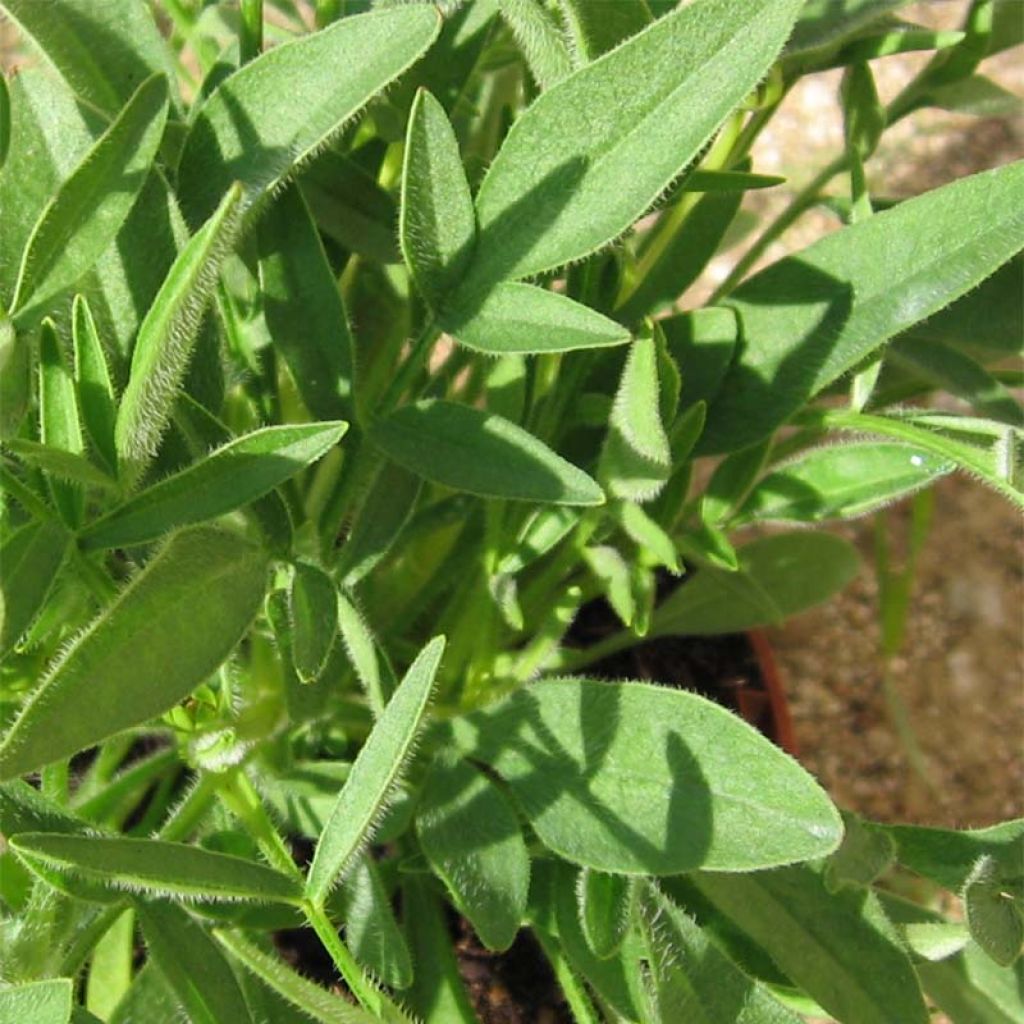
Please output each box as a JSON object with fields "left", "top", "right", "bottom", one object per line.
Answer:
{"left": 306, "top": 636, "right": 445, "bottom": 905}
{"left": 417, "top": 756, "right": 530, "bottom": 951}
{"left": 0, "top": 526, "right": 268, "bottom": 779}
{"left": 371, "top": 400, "right": 604, "bottom": 505}
{"left": 447, "top": 677, "right": 841, "bottom": 874}
{"left": 341, "top": 856, "right": 413, "bottom": 989}
{"left": 82, "top": 422, "right": 346, "bottom": 549}
{"left": 11, "top": 75, "right": 169, "bottom": 323}
{"left": 178, "top": 6, "right": 441, "bottom": 226}
{"left": 72, "top": 294, "right": 117, "bottom": 472}
{"left": 290, "top": 562, "right": 339, "bottom": 684}
{"left": 577, "top": 868, "right": 632, "bottom": 960}
{"left": 462, "top": 0, "right": 803, "bottom": 286}
{"left": 0, "top": 978, "right": 73, "bottom": 1024}
{"left": 11, "top": 832, "right": 301, "bottom": 904}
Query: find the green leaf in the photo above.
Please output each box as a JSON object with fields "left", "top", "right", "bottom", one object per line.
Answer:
{"left": 338, "top": 462, "right": 422, "bottom": 586}
{"left": 577, "top": 868, "right": 632, "bottom": 960}
{"left": 0, "top": 526, "right": 268, "bottom": 779}
{"left": 401, "top": 877, "right": 478, "bottom": 1024}
{"left": 5, "top": 440, "right": 118, "bottom": 492}
{"left": 0, "top": 73, "right": 9, "bottom": 171}
{"left": 138, "top": 901, "right": 254, "bottom": 1024}
{"left": 0, "top": 779, "right": 89, "bottom": 838}
{"left": 10, "top": 75, "right": 169, "bottom": 323}
{"left": 371, "top": 400, "right": 604, "bottom": 506}
{"left": 0, "top": 0, "right": 177, "bottom": 117}
{"left": 114, "top": 184, "right": 245, "bottom": 482}
{"left": 443, "top": 280, "right": 630, "bottom": 355}
{"left": 0, "top": 978, "right": 73, "bottom": 1024}
{"left": 340, "top": 855, "right": 413, "bottom": 989}
{"left": 216, "top": 929, "right": 381, "bottom": 1024}
{"left": 306, "top": 636, "right": 445, "bottom": 906}
{"left": 924, "top": 73, "right": 1024, "bottom": 118}
{"left": 335, "top": 590, "right": 387, "bottom": 717}
{"left": 257, "top": 184, "right": 355, "bottom": 423}
{"left": 638, "top": 882, "right": 802, "bottom": 1024}
{"left": 964, "top": 855, "right": 1024, "bottom": 967}
{"left": 890, "top": 334, "right": 1024, "bottom": 426}
{"left": 0, "top": 315, "right": 30, "bottom": 440}
{"left": 497, "top": 0, "right": 574, "bottom": 90}
{"left": 106, "top": 964, "right": 180, "bottom": 1024}
{"left": 447, "top": 677, "right": 841, "bottom": 874}
{"left": 290, "top": 562, "right": 339, "bottom": 684}
{"left": 85, "top": 908, "right": 134, "bottom": 1020}
{"left": 824, "top": 812, "right": 895, "bottom": 892}
{"left": 883, "top": 818, "right": 1024, "bottom": 892}
{"left": 652, "top": 531, "right": 860, "bottom": 636}
{"left": 497, "top": 506, "right": 578, "bottom": 576}
{"left": 461, "top": 0, "right": 803, "bottom": 287}
{"left": 11, "top": 832, "right": 302, "bottom": 904}
{"left": 0, "top": 519, "right": 71, "bottom": 658}
{"left": 400, "top": 89, "right": 476, "bottom": 309}
{"left": 691, "top": 864, "right": 931, "bottom": 1024}
{"left": 72, "top": 294, "right": 118, "bottom": 472}
{"left": 701, "top": 439, "right": 771, "bottom": 527}
{"left": 737, "top": 442, "right": 953, "bottom": 524}
{"left": 788, "top": 0, "right": 908, "bottom": 55}
{"left": 82, "top": 422, "right": 346, "bottom": 549}
{"left": 177, "top": 5, "right": 441, "bottom": 227}
{"left": 416, "top": 755, "right": 530, "bottom": 952}
{"left": 583, "top": 545, "right": 635, "bottom": 628}
{"left": 39, "top": 318, "right": 86, "bottom": 524}
{"left": 600, "top": 331, "right": 672, "bottom": 500}
{"left": 559, "top": 0, "right": 652, "bottom": 61}
{"left": 703, "top": 161, "right": 1024, "bottom": 453}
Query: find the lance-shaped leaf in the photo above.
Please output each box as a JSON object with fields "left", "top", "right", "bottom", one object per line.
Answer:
{"left": 0, "top": 526, "right": 268, "bottom": 779}
{"left": 0, "top": 518, "right": 71, "bottom": 658}
{"left": 178, "top": 5, "right": 441, "bottom": 227}
{"left": 416, "top": 755, "right": 530, "bottom": 952}
{"left": 577, "top": 868, "right": 633, "bottom": 960}
{"left": 306, "top": 636, "right": 445, "bottom": 906}
{"left": 11, "top": 833, "right": 302, "bottom": 904}
{"left": 5, "top": 440, "right": 117, "bottom": 492}
{"left": 691, "top": 864, "right": 930, "bottom": 1024}
{"left": 0, "top": 315, "right": 30, "bottom": 439}
{"left": 138, "top": 901, "right": 254, "bottom": 1024}
{"left": 638, "top": 882, "right": 802, "bottom": 1024}
{"left": 497, "top": 0, "right": 574, "bottom": 90}
{"left": 371, "top": 400, "right": 604, "bottom": 505}
{"left": 10, "top": 75, "right": 169, "bottom": 322}
{"left": 340, "top": 855, "right": 413, "bottom": 989}
{"left": 82, "top": 422, "right": 346, "bottom": 549}
{"left": 702, "top": 161, "right": 1024, "bottom": 453}
{"left": 461, "top": 0, "right": 803, "bottom": 288}
{"left": 290, "top": 562, "right": 339, "bottom": 684}
{"left": 446, "top": 677, "right": 842, "bottom": 874}
{"left": 0, "top": 0, "right": 178, "bottom": 117}
{"left": 0, "top": 978, "right": 73, "bottom": 1024}
{"left": 400, "top": 89, "right": 476, "bottom": 310}
{"left": 216, "top": 929, "right": 380, "bottom": 1024}
{"left": 651, "top": 532, "right": 860, "bottom": 637}
{"left": 0, "top": 779, "right": 90, "bottom": 838}
{"left": 335, "top": 591, "right": 387, "bottom": 717}
{"left": 114, "top": 185, "right": 244, "bottom": 481}
{"left": 258, "top": 184, "right": 354, "bottom": 423}
{"left": 600, "top": 331, "right": 671, "bottom": 500}
{"left": 72, "top": 294, "right": 117, "bottom": 472}
{"left": 737, "top": 442, "right": 952, "bottom": 524}
{"left": 442, "top": 281, "right": 630, "bottom": 355}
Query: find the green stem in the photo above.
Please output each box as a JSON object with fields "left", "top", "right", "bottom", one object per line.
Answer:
{"left": 377, "top": 318, "right": 441, "bottom": 416}
{"left": 216, "top": 770, "right": 300, "bottom": 879}
{"left": 303, "top": 900, "right": 385, "bottom": 1017}
{"left": 59, "top": 904, "right": 126, "bottom": 978}
{"left": 533, "top": 928, "right": 601, "bottom": 1024}
{"left": 157, "top": 773, "right": 218, "bottom": 842}
{"left": 239, "top": 0, "right": 263, "bottom": 63}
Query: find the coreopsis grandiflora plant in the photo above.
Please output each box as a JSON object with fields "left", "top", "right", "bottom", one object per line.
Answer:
{"left": 1, "top": 0, "right": 1021, "bottom": 1020}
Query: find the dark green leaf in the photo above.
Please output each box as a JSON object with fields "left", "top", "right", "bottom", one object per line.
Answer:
{"left": 447, "top": 677, "right": 841, "bottom": 874}
{"left": 416, "top": 756, "right": 530, "bottom": 951}
{"left": 559, "top": 0, "right": 652, "bottom": 61}
{"left": 0, "top": 526, "right": 268, "bottom": 779}
{"left": 290, "top": 562, "right": 339, "bottom": 684}
{"left": 964, "top": 856, "right": 1023, "bottom": 967}
{"left": 72, "top": 294, "right": 117, "bottom": 472}
{"left": 692, "top": 864, "right": 930, "bottom": 1024}
{"left": 341, "top": 856, "right": 413, "bottom": 989}
{"left": 371, "top": 400, "right": 604, "bottom": 506}
{"left": 577, "top": 868, "right": 632, "bottom": 960}
{"left": 497, "top": 0, "right": 574, "bottom": 90}
{"left": 257, "top": 184, "right": 355, "bottom": 423}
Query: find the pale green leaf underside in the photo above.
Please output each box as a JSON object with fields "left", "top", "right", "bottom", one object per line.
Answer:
{"left": 0, "top": 978, "right": 73, "bottom": 1024}
{"left": 448, "top": 677, "right": 842, "bottom": 874}
{"left": 0, "top": 526, "right": 268, "bottom": 779}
